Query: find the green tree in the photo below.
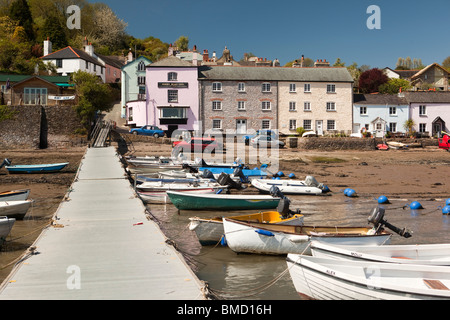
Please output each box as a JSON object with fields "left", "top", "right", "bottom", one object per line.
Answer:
{"left": 175, "top": 36, "right": 189, "bottom": 51}
{"left": 333, "top": 58, "right": 345, "bottom": 67}
{"left": 40, "top": 14, "right": 68, "bottom": 50}
{"left": 379, "top": 78, "right": 412, "bottom": 94}
{"left": 8, "top": 0, "right": 34, "bottom": 41}
{"left": 72, "top": 70, "right": 114, "bottom": 129}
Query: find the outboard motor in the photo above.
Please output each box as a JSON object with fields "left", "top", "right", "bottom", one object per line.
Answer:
{"left": 0, "top": 158, "right": 11, "bottom": 169}
{"left": 182, "top": 163, "right": 198, "bottom": 173}
{"left": 201, "top": 169, "right": 214, "bottom": 179}
{"left": 217, "top": 172, "right": 244, "bottom": 190}
{"left": 233, "top": 166, "right": 249, "bottom": 183}
{"left": 305, "top": 176, "right": 330, "bottom": 193}
{"left": 270, "top": 186, "right": 300, "bottom": 219}
{"left": 368, "top": 207, "right": 412, "bottom": 238}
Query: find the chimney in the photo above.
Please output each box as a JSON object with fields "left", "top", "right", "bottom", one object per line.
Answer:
{"left": 212, "top": 51, "right": 216, "bottom": 62}
{"left": 203, "top": 50, "right": 209, "bottom": 61}
{"left": 192, "top": 52, "right": 198, "bottom": 66}
{"left": 43, "top": 37, "right": 52, "bottom": 56}
{"left": 127, "top": 49, "right": 133, "bottom": 64}
{"left": 83, "top": 39, "right": 95, "bottom": 57}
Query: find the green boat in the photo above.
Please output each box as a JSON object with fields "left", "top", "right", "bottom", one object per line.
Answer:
{"left": 167, "top": 191, "right": 281, "bottom": 211}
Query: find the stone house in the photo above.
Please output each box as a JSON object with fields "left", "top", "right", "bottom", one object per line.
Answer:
{"left": 198, "top": 66, "right": 279, "bottom": 135}
{"left": 277, "top": 68, "right": 354, "bottom": 136}
{"left": 383, "top": 63, "right": 449, "bottom": 91}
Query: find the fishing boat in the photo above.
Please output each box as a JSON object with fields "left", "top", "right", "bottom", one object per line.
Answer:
{"left": 5, "top": 163, "right": 69, "bottom": 174}
{"left": 199, "top": 167, "right": 268, "bottom": 180}
{"left": 136, "top": 181, "right": 226, "bottom": 204}
{"left": 286, "top": 255, "right": 450, "bottom": 300}
{"left": 310, "top": 241, "right": 450, "bottom": 266}
{"left": 222, "top": 218, "right": 392, "bottom": 255}
{"left": 251, "top": 176, "right": 330, "bottom": 195}
{"left": 0, "top": 200, "right": 34, "bottom": 220}
{"left": 167, "top": 191, "right": 281, "bottom": 211}
{"left": 0, "top": 189, "right": 30, "bottom": 202}
{"left": 189, "top": 211, "right": 304, "bottom": 246}
{"left": 0, "top": 216, "right": 15, "bottom": 246}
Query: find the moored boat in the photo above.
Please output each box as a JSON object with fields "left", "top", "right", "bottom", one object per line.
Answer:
{"left": 189, "top": 211, "right": 304, "bottom": 246}
{"left": 0, "top": 216, "right": 15, "bottom": 246}
{"left": 167, "top": 191, "right": 281, "bottom": 211}
{"left": 223, "top": 218, "right": 392, "bottom": 255}
{"left": 310, "top": 241, "right": 450, "bottom": 266}
{"left": 0, "top": 200, "right": 34, "bottom": 220}
{"left": 136, "top": 185, "right": 225, "bottom": 204}
{"left": 5, "top": 163, "right": 69, "bottom": 174}
{"left": 251, "top": 176, "right": 330, "bottom": 195}
{"left": 0, "top": 189, "right": 30, "bottom": 202}
{"left": 286, "top": 255, "right": 450, "bottom": 300}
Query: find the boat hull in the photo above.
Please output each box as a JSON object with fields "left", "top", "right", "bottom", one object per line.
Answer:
{"left": 287, "top": 255, "right": 450, "bottom": 300}
{"left": 310, "top": 241, "right": 450, "bottom": 266}
{"left": 0, "top": 216, "right": 15, "bottom": 246}
{"left": 5, "top": 163, "right": 69, "bottom": 174}
{"left": 189, "top": 212, "right": 304, "bottom": 246}
{"left": 0, "top": 200, "right": 33, "bottom": 220}
{"left": 137, "top": 188, "right": 221, "bottom": 204}
{"left": 0, "top": 189, "right": 30, "bottom": 202}
{"left": 167, "top": 191, "right": 281, "bottom": 210}
{"left": 223, "top": 218, "right": 391, "bottom": 255}
{"left": 251, "top": 179, "right": 324, "bottom": 195}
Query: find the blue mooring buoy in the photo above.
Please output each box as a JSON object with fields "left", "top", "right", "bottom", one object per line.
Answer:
{"left": 289, "top": 173, "right": 296, "bottom": 179}
{"left": 409, "top": 201, "right": 424, "bottom": 210}
{"left": 345, "top": 188, "right": 357, "bottom": 197}
{"left": 446, "top": 199, "right": 450, "bottom": 206}
{"left": 442, "top": 205, "right": 450, "bottom": 215}
{"left": 378, "top": 195, "right": 390, "bottom": 204}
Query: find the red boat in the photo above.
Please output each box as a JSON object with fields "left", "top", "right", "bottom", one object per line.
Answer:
{"left": 439, "top": 132, "right": 450, "bottom": 151}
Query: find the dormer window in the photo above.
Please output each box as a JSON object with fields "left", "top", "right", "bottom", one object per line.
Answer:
{"left": 137, "top": 61, "right": 146, "bottom": 71}
{"left": 168, "top": 72, "right": 178, "bottom": 81}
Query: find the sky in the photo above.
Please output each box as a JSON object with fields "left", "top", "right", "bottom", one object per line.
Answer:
{"left": 91, "top": 0, "right": 450, "bottom": 69}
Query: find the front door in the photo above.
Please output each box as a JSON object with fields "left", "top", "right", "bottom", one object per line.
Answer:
{"left": 316, "top": 120, "right": 323, "bottom": 136}
{"left": 433, "top": 122, "right": 442, "bottom": 138}
{"left": 236, "top": 119, "right": 247, "bottom": 134}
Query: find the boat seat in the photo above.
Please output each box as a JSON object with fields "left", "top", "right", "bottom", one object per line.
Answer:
{"left": 423, "top": 279, "right": 449, "bottom": 291}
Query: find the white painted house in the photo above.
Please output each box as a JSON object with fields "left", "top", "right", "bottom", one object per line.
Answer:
{"left": 41, "top": 39, "right": 105, "bottom": 82}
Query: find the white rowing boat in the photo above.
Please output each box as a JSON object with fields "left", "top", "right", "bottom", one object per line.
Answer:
{"left": 287, "top": 255, "right": 450, "bottom": 300}
{"left": 251, "top": 176, "right": 329, "bottom": 195}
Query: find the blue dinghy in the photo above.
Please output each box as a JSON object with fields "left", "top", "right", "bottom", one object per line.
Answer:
{"left": 5, "top": 163, "right": 69, "bottom": 174}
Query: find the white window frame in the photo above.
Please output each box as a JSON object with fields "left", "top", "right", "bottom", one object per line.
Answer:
{"left": 304, "top": 83, "right": 311, "bottom": 93}
{"left": 419, "top": 123, "right": 427, "bottom": 133}
{"left": 212, "top": 119, "right": 222, "bottom": 130}
{"left": 168, "top": 90, "right": 178, "bottom": 103}
{"left": 237, "top": 101, "right": 246, "bottom": 110}
{"left": 212, "top": 82, "right": 222, "bottom": 92}
{"left": 389, "top": 122, "right": 397, "bottom": 132}
{"left": 327, "top": 84, "right": 336, "bottom": 93}
{"left": 326, "top": 102, "right": 336, "bottom": 111}
{"left": 419, "top": 105, "right": 427, "bottom": 116}
{"left": 137, "top": 61, "right": 146, "bottom": 72}
{"left": 261, "top": 101, "right": 271, "bottom": 110}
{"left": 303, "top": 119, "right": 312, "bottom": 130}
{"left": 262, "top": 83, "right": 271, "bottom": 92}
{"left": 168, "top": 72, "right": 178, "bottom": 81}
{"left": 360, "top": 106, "right": 367, "bottom": 115}
{"left": 212, "top": 100, "right": 222, "bottom": 111}
{"left": 327, "top": 120, "right": 336, "bottom": 130}
{"left": 389, "top": 106, "right": 397, "bottom": 116}
{"left": 289, "top": 83, "right": 296, "bottom": 93}
{"left": 238, "top": 82, "right": 246, "bottom": 92}
{"left": 289, "top": 101, "right": 296, "bottom": 112}
{"left": 289, "top": 119, "right": 297, "bottom": 131}
{"left": 24, "top": 87, "right": 48, "bottom": 105}
{"left": 304, "top": 102, "right": 311, "bottom": 112}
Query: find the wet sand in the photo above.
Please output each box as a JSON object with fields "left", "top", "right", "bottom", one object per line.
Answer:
{"left": 1, "top": 141, "right": 449, "bottom": 284}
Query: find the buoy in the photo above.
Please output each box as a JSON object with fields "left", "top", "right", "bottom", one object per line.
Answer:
{"left": 220, "top": 236, "right": 227, "bottom": 246}
{"left": 289, "top": 173, "right": 296, "bottom": 179}
{"left": 344, "top": 188, "right": 352, "bottom": 195}
{"left": 277, "top": 171, "right": 285, "bottom": 177}
{"left": 409, "top": 201, "right": 423, "bottom": 210}
{"left": 442, "top": 205, "right": 450, "bottom": 215}
{"left": 345, "top": 189, "right": 357, "bottom": 197}
{"left": 378, "top": 195, "right": 390, "bottom": 204}
{"left": 446, "top": 199, "right": 450, "bottom": 206}
{"left": 323, "top": 185, "right": 330, "bottom": 193}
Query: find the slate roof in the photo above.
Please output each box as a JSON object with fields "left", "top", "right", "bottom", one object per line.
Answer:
{"left": 148, "top": 56, "right": 196, "bottom": 68}
{"left": 41, "top": 46, "right": 102, "bottom": 66}
{"left": 0, "top": 74, "right": 70, "bottom": 84}
{"left": 97, "top": 54, "right": 125, "bottom": 69}
{"left": 403, "top": 91, "right": 450, "bottom": 103}
{"left": 353, "top": 93, "right": 408, "bottom": 105}
{"left": 198, "top": 66, "right": 354, "bottom": 82}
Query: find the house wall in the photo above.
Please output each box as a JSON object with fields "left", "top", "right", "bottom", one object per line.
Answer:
{"left": 104, "top": 65, "right": 121, "bottom": 84}
{"left": 121, "top": 57, "right": 149, "bottom": 118}
{"left": 410, "top": 102, "right": 450, "bottom": 135}
{"left": 415, "top": 67, "right": 448, "bottom": 90}
{"left": 11, "top": 79, "right": 60, "bottom": 106}
{"left": 353, "top": 104, "right": 409, "bottom": 134}
{"left": 146, "top": 67, "right": 200, "bottom": 132}
{"left": 46, "top": 58, "right": 105, "bottom": 83}
{"left": 126, "top": 100, "right": 147, "bottom": 127}
{"left": 278, "top": 82, "right": 353, "bottom": 135}
{"left": 201, "top": 80, "right": 278, "bottom": 134}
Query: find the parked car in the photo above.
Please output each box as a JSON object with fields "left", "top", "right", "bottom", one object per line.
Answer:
{"left": 250, "top": 135, "right": 285, "bottom": 148}
{"left": 243, "top": 130, "right": 277, "bottom": 145}
{"left": 173, "top": 137, "right": 220, "bottom": 153}
{"left": 129, "top": 125, "right": 165, "bottom": 138}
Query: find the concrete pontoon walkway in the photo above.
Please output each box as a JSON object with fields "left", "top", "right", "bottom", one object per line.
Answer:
{"left": 0, "top": 147, "right": 206, "bottom": 300}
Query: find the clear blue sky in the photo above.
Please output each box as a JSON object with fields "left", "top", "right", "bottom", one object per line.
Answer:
{"left": 93, "top": 0, "right": 450, "bottom": 68}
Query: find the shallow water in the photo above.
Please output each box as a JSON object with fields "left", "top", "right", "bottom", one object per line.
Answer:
{"left": 147, "top": 193, "right": 450, "bottom": 300}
